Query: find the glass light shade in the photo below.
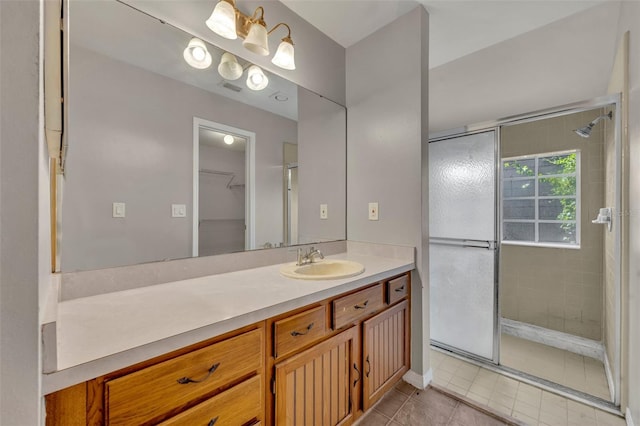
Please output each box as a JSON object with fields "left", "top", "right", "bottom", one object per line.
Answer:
{"left": 217, "top": 52, "right": 243, "bottom": 80}
{"left": 246, "top": 65, "right": 268, "bottom": 91}
{"left": 271, "top": 40, "right": 295, "bottom": 70}
{"left": 183, "top": 38, "right": 212, "bottom": 69}
{"left": 205, "top": 1, "right": 237, "bottom": 40}
{"left": 224, "top": 135, "right": 234, "bottom": 145}
{"left": 243, "top": 23, "right": 269, "bottom": 56}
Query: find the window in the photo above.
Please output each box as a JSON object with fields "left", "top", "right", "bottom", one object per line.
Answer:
{"left": 502, "top": 150, "right": 580, "bottom": 247}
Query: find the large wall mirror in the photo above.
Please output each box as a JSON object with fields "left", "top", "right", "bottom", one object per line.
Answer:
{"left": 60, "top": 0, "right": 346, "bottom": 272}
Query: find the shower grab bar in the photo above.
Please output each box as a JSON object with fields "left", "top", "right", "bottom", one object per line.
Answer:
{"left": 429, "top": 237, "right": 496, "bottom": 250}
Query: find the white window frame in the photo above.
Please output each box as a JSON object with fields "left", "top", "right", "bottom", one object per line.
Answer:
{"left": 501, "top": 149, "right": 581, "bottom": 249}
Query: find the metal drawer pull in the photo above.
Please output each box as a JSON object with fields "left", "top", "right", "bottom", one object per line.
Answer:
{"left": 365, "top": 355, "right": 371, "bottom": 377}
{"left": 207, "top": 416, "right": 219, "bottom": 426}
{"left": 354, "top": 300, "right": 369, "bottom": 310}
{"left": 177, "top": 362, "right": 221, "bottom": 384}
{"left": 394, "top": 285, "right": 405, "bottom": 292}
{"left": 291, "top": 322, "right": 314, "bottom": 337}
{"left": 353, "top": 363, "right": 361, "bottom": 387}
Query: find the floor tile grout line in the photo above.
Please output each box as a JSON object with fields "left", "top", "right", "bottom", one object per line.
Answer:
{"left": 443, "top": 401, "right": 461, "bottom": 426}
{"left": 385, "top": 390, "right": 414, "bottom": 425}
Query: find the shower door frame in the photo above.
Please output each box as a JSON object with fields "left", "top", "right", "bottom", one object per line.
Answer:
{"left": 428, "top": 93, "right": 623, "bottom": 410}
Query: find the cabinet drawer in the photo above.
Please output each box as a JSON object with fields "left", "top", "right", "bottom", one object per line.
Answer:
{"left": 387, "top": 274, "right": 409, "bottom": 305}
{"left": 105, "top": 328, "right": 263, "bottom": 425}
{"left": 159, "top": 375, "right": 262, "bottom": 426}
{"left": 274, "top": 306, "right": 327, "bottom": 359}
{"left": 332, "top": 284, "right": 384, "bottom": 330}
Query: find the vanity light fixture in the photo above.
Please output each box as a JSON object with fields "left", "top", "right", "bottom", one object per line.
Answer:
{"left": 246, "top": 65, "right": 268, "bottom": 91}
{"left": 217, "top": 50, "right": 269, "bottom": 90}
{"left": 223, "top": 134, "right": 234, "bottom": 145}
{"left": 183, "top": 37, "right": 213, "bottom": 69}
{"left": 206, "top": 0, "right": 296, "bottom": 70}
{"left": 217, "top": 52, "right": 243, "bottom": 80}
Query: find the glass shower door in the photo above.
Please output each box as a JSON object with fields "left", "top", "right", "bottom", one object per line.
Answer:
{"left": 429, "top": 130, "right": 498, "bottom": 361}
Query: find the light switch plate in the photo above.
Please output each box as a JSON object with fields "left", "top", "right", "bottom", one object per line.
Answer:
{"left": 320, "top": 204, "right": 328, "bottom": 219}
{"left": 112, "top": 202, "right": 126, "bottom": 218}
{"left": 368, "top": 202, "right": 379, "bottom": 221}
{"left": 172, "top": 204, "right": 187, "bottom": 218}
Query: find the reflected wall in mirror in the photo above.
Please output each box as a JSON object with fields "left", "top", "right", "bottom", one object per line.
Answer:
{"left": 60, "top": 0, "right": 346, "bottom": 272}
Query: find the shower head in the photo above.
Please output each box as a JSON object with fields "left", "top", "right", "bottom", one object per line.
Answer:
{"left": 573, "top": 111, "right": 613, "bottom": 138}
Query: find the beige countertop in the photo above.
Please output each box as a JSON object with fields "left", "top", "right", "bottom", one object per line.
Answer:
{"left": 42, "top": 242, "right": 414, "bottom": 395}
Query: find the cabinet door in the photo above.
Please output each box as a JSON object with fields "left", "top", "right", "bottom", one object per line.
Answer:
{"left": 362, "top": 299, "right": 409, "bottom": 411}
{"left": 274, "top": 327, "right": 360, "bottom": 426}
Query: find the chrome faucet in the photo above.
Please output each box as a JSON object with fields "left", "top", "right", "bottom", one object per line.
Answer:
{"left": 297, "top": 246, "right": 324, "bottom": 266}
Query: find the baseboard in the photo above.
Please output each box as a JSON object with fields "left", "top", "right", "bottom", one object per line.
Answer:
{"left": 627, "top": 408, "right": 636, "bottom": 426}
{"left": 403, "top": 368, "right": 432, "bottom": 390}
{"left": 501, "top": 318, "right": 604, "bottom": 361}
{"left": 603, "top": 351, "right": 615, "bottom": 402}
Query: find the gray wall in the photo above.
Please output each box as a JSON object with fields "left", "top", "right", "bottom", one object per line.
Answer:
{"left": 62, "top": 46, "right": 297, "bottom": 271}
{"left": 346, "top": 6, "right": 430, "bottom": 380}
{"left": 614, "top": 1, "right": 640, "bottom": 420}
{"left": 297, "top": 87, "right": 346, "bottom": 244}
{"left": 0, "top": 1, "right": 45, "bottom": 424}
{"left": 429, "top": 2, "right": 620, "bottom": 134}
{"left": 125, "top": 0, "right": 346, "bottom": 106}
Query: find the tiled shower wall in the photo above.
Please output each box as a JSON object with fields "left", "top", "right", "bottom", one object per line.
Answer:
{"left": 500, "top": 109, "right": 605, "bottom": 340}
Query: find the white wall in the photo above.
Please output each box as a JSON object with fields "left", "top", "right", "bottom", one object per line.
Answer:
{"left": 614, "top": 1, "right": 640, "bottom": 422}
{"left": 429, "top": 2, "right": 621, "bottom": 134}
{"left": 346, "top": 6, "right": 430, "bottom": 383}
{"left": 0, "top": 1, "right": 46, "bottom": 424}
{"left": 62, "top": 46, "right": 296, "bottom": 271}
{"left": 297, "top": 87, "right": 346, "bottom": 244}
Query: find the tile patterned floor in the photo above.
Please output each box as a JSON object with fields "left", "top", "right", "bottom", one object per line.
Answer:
{"left": 358, "top": 380, "right": 519, "bottom": 426}
{"left": 500, "top": 334, "right": 611, "bottom": 401}
{"left": 358, "top": 349, "right": 626, "bottom": 426}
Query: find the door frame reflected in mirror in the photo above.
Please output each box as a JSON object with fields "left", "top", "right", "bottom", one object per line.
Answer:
{"left": 192, "top": 117, "right": 256, "bottom": 256}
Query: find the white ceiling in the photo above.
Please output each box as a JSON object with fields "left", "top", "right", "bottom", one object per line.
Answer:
{"left": 280, "top": 0, "right": 605, "bottom": 68}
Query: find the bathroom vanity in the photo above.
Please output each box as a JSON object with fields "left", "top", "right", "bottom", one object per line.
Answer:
{"left": 43, "top": 244, "right": 414, "bottom": 425}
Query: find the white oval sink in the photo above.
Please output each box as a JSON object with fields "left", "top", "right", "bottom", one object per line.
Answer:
{"left": 280, "top": 259, "right": 365, "bottom": 280}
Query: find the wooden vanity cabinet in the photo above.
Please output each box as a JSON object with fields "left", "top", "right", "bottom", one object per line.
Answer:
{"left": 45, "top": 272, "right": 411, "bottom": 426}
{"left": 362, "top": 299, "right": 410, "bottom": 411}
{"left": 274, "top": 326, "right": 360, "bottom": 426}
{"left": 45, "top": 324, "right": 265, "bottom": 426}
{"left": 267, "top": 272, "right": 411, "bottom": 426}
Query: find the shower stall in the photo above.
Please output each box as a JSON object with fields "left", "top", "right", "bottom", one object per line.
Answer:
{"left": 428, "top": 95, "right": 622, "bottom": 410}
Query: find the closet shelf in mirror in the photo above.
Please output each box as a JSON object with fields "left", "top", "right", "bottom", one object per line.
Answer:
{"left": 199, "top": 168, "right": 245, "bottom": 189}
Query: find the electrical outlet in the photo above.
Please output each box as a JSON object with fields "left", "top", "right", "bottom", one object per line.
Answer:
{"left": 320, "top": 204, "right": 328, "bottom": 219}
{"left": 112, "top": 202, "right": 126, "bottom": 218}
{"left": 368, "top": 202, "right": 379, "bottom": 221}
{"left": 172, "top": 204, "right": 187, "bottom": 218}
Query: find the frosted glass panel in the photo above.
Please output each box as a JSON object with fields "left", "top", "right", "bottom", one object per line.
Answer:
{"left": 430, "top": 244, "right": 495, "bottom": 359}
{"left": 429, "top": 132, "right": 496, "bottom": 240}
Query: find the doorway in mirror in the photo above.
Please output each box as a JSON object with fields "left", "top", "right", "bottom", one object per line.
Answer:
{"left": 193, "top": 118, "right": 255, "bottom": 256}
